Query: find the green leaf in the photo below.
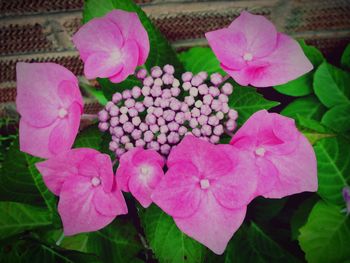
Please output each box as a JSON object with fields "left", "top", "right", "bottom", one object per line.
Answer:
{"left": 314, "top": 62, "right": 350, "bottom": 108}
{"left": 98, "top": 76, "right": 141, "bottom": 101}
{"left": 299, "top": 200, "right": 350, "bottom": 263}
{"left": 83, "top": 0, "right": 183, "bottom": 73}
{"left": 0, "top": 202, "right": 52, "bottom": 239}
{"left": 25, "top": 155, "right": 57, "bottom": 213}
{"left": 273, "top": 40, "right": 324, "bottom": 97}
{"left": 321, "top": 103, "right": 350, "bottom": 132}
{"left": 0, "top": 238, "right": 101, "bottom": 263}
{"left": 140, "top": 205, "right": 206, "bottom": 263}
{"left": 296, "top": 117, "right": 335, "bottom": 145}
{"left": 341, "top": 43, "right": 350, "bottom": 69}
{"left": 0, "top": 139, "right": 44, "bottom": 206}
{"left": 210, "top": 223, "right": 300, "bottom": 263}
{"left": 228, "top": 86, "right": 279, "bottom": 125}
{"left": 313, "top": 137, "right": 350, "bottom": 205}
{"left": 42, "top": 217, "right": 143, "bottom": 262}
{"left": 248, "top": 197, "right": 288, "bottom": 223}
{"left": 274, "top": 74, "right": 313, "bottom": 97}
{"left": 290, "top": 195, "right": 319, "bottom": 240}
{"left": 74, "top": 125, "right": 103, "bottom": 150}
{"left": 80, "top": 82, "right": 108, "bottom": 106}
{"left": 178, "top": 47, "right": 225, "bottom": 75}
{"left": 281, "top": 95, "right": 327, "bottom": 121}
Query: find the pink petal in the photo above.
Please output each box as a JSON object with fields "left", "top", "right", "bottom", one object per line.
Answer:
{"left": 174, "top": 191, "right": 246, "bottom": 255}
{"left": 167, "top": 136, "right": 233, "bottom": 179}
{"left": 84, "top": 52, "right": 124, "bottom": 80}
{"left": 58, "top": 176, "right": 116, "bottom": 236}
{"left": 151, "top": 163, "right": 202, "bottom": 218}
{"left": 93, "top": 186, "right": 128, "bottom": 216}
{"left": 72, "top": 17, "right": 123, "bottom": 61}
{"left": 254, "top": 157, "right": 279, "bottom": 196}
{"left": 128, "top": 164, "right": 164, "bottom": 208}
{"left": 115, "top": 148, "right": 140, "bottom": 192}
{"left": 19, "top": 118, "right": 57, "bottom": 158}
{"left": 16, "top": 62, "right": 77, "bottom": 128}
{"left": 108, "top": 40, "right": 139, "bottom": 83}
{"left": 205, "top": 28, "right": 247, "bottom": 70}
{"left": 132, "top": 148, "right": 165, "bottom": 167}
{"left": 232, "top": 33, "right": 313, "bottom": 87}
{"left": 35, "top": 148, "right": 109, "bottom": 195}
{"left": 106, "top": 10, "right": 149, "bottom": 65}
{"left": 48, "top": 102, "right": 81, "bottom": 155}
{"left": 263, "top": 135, "right": 318, "bottom": 198}
{"left": 228, "top": 11, "right": 277, "bottom": 57}
{"left": 57, "top": 80, "right": 84, "bottom": 112}
{"left": 210, "top": 145, "right": 258, "bottom": 209}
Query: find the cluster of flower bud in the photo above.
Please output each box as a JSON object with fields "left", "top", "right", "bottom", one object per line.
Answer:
{"left": 98, "top": 64, "right": 238, "bottom": 158}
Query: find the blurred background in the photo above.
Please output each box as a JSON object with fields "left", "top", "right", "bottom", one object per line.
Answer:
{"left": 1, "top": 0, "right": 350, "bottom": 119}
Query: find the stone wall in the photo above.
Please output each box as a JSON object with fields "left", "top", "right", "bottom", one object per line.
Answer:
{"left": 1, "top": 0, "right": 350, "bottom": 117}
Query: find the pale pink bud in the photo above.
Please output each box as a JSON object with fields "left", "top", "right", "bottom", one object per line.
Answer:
{"left": 198, "top": 115, "right": 208, "bottom": 125}
{"left": 139, "top": 123, "right": 148, "bottom": 132}
{"left": 149, "top": 141, "right": 160, "bottom": 151}
{"left": 131, "top": 129, "right": 142, "bottom": 140}
{"left": 143, "top": 76, "right": 154, "bottom": 86}
{"left": 154, "top": 78, "right": 163, "bottom": 86}
{"left": 210, "top": 73, "right": 223, "bottom": 86}
{"left": 154, "top": 97, "right": 162, "bottom": 107}
{"left": 192, "top": 128, "right": 201, "bottom": 137}
{"left": 228, "top": 109, "right": 238, "bottom": 120}
{"left": 221, "top": 103, "right": 229, "bottom": 113}
{"left": 211, "top": 99, "right": 221, "bottom": 111}
{"left": 171, "top": 87, "right": 180, "bottom": 96}
{"left": 122, "top": 90, "right": 132, "bottom": 99}
{"left": 157, "top": 133, "right": 167, "bottom": 144}
{"left": 125, "top": 142, "right": 134, "bottom": 150}
{"left": 143, "top": 96, "right": 153, "bottom": 107}
{"left": 163, "top": 110, "right": 175, "bottom": 122}
{"left": 109, "top": 105, "right": 119, "bottom": 116}
{"left": 189, "top": 118, "right": 198, "bottom": 128}
{"left": 226, "top": 119, "right": 236, "bottom": 131}
{"left": 208, "top": 116, "right": 219, "bottom": 126}
{"left": 132, "top": 116, "right": 141, "bottom": 126}
{"left": 200, "top": 104, "right": 212, "bottom": 116}
{"left": 195, "top": 100, "right": 203, "bottom": 108}
{"left": 142, "top": 86, "right": 151, "bottom": 96}
{"left": 216, "top": 111, "right": 224, "bottom": 120}
{"left": 198, "top": 84, "right": 209, "bottom": 95}
{"left": 168, "top": 121, "right": 179, "bottom": 131}
{"left": 160, "top": 144, "right": 171, "bottom": 155}
{"left": 184, "top": 111, "right": 192, "bottom": 120}
{"left": 213, "top": 124, "right": 224, "bottom": 136}
{"left": 150, "top": 124, "right": 160, "bottom": 133}
{"left": 146, "top": 114, "right": 156, "bottom": 125}
{"left": 112, "top": 93, "right": 122, "bottom": 104}
{"left": 119, "top": 114, "right": 128, "bottom": 124}
{"left": 151, "top": 66, "right": 162, "bottom": 78}
{"left": 135, "top": 102, "right": 145, "bottom": 112}
{"left": 162, "top": 89, "right": 172, "bottom": 99}
{"left": 131, "top": 86, "right": 142, "bottom": 99}
{"left": 160, "top": 98, "right": 170, "bottom": 108}
{"left": 136, "top": 68, "right": 147, "bottom": 79}
{"left": 151, "top": 86, "right": 162, "bottom": 97}
{"left": 203, "top": 94, "right": 213, "bottom": 105}
{"left": 120, "top": 135, "right": 130, "bottom": 144}
{"left": 116, "top": 148, "right": 126, "bottom": 158}
{"left": 109, "top": 141, "right": 118, "bottom": 151}
{"left": 113, "top": 127, "right": 124, "bottom": 137}
{"left": 201, "top": 124, "right": 212, "bottom": 136}
{"left": 135, "top": 139, "right": 145, "bottom": 147}
{"left": 185, "top": 96, "right": 195, "bottom": 106}
{"left": 210, "top": 135, "right": 220, "bottom": 144}
{"left": 198, "top": 71, "right": 208, "bottom": 80}
{"left": 98, "top": 122, "right": 109, "bottom": 131}
{"left": 182, "top": 72, "right": 193, "bottom": 82}
{"left": 180, "top": 102, "right": 189, "bottom": 112}
{"left": 222, "top": 83, "right": 233, "bottom": 95}
{"left": 191, "top": 108, "right": 200, "bottom": 118}
{"left": 162, "top": 74, "right": 174, "bottom": 85}
{"left": 178, "top": 126, "right": 188, "bottom": 135}
{"left": 189, "top": 87, "right": 199, "bottom": 97}
{"left": 218, "top": 94, "right": 228, "bottom": 103}
{"left": 191, "top": 75, "right": 203, "bottom": 86}
{"left": 209, "top": 86, "right": 220, "bottom": 97}
{"left": 182, "top": 82, "right": 192, "bottom": 91}
{"left": 120, "top": 106, "right": 128, "bottom": 114}
{"left": 105, "top": 101, "right": 114, "bottom": 111}
{"left": 125, "top": 98, "right": 135, "bottom": 108}
{"left": 123, "top": 122, "right": 134, "bottom": 133}
{"left": 144, "top": 130, "right": 154, "bottom": 142}
{"left": 163, "top": 64, "right": 175, "bottom": 74}
{"left": 160, "top": 125, "right": 169, "bottom": 134}
{"left": 157, "top": 117, "right": 166, "bottom": 126}
{"left": 128, "top": 107, "right": 138, "bottom": 117}
{"left": 170, "top": 99, "right": 181, "bottom": 111}
{"left": 175, "top": 112, "right": 185, "bottom": 124}
{"left": 98, "top": 110, "right": 109, "bottom": 122}
{"left": 147, "top": 106, "right": 155, "bottom": 114}
{"left": 110, "top": 117, "right": 119, "bottom": 127}
{"left": 172, "top": 78, "right": 180, "bottom": 88}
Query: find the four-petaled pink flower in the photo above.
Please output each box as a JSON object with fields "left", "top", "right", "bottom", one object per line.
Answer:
{"left": 152, "top": 136, "right": 258, "bottom": 254}
{"left": 230, "top": 110, "right": 318, "bottom": 198}
{"left": 73, "top": 10, "right": 149, "bottom": 83}
{"left": 36, "top": 148, "right": 128, "bottom": 235}
{"left": 205, "top": 11, "right": 313, "bottom": 87}
{"left": 16, "top": 62, "right": 83, "bottom": 159}
{"left": 116, "top": 148, "right": 165, "bottom": 208}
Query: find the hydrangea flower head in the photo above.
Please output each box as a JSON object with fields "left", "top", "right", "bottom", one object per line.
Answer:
{"left": 205, "top": 11, "right": 313, "bottom": 87}
{"left": 98, "top": 64, "right": 238, "bottom": 158}
{"left": 16, "top": 62, "right": 83, "bottom": 158}
{"left": 116, "top": 147, "right": 165, "bottom": 208}
{"left": 73, "top": 10, "right": 149, "bottom": 83}
{"left": 152, "top": 136, "right": 258, "bottom": 254}
{"left": 230, "top": 110, "right": 318, "bottom": 198}
{"left": 36, "top": 148, "right": 128, "bottom": 235}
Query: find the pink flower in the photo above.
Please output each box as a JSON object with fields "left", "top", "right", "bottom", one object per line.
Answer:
{"left": 205, "top": 11, "right": 313, "bottom": 87}
{"left": 16, "top": 62, "right": 83, "bottom": 159}
{"left": 230, "top": 110, "right": 318, "bottom": 198}
{"left": 152, "top": 136, "right": 258, "bottom": 254}
{"left": 36, "top": 148, "right": 128, "bottom": 235}
{"left": 116, "top": 148, "right": 165, "bottom": 208}
{"left": 73, "top": 10, "right": 149, "bottom": 83}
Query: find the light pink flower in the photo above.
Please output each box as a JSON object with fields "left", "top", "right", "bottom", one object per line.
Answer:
{"left": 36, "top": 148, "right": 128, "bottom": 236}
{"left": 16, "top": 62, "right": 83, "bottom": 159}
{"left": 116, "top": 147, "right": 165, "bottom": 208}
{"left": 152, "top": 136, "right": 258, "bottom": 254}
{"left": 230, "top": 110, "right": 318, "bottom": 198}
{"left": 205, "top": 11, "right": 313, "bottom": 87}
{"left": 73, "top": 10, "right": 149, "bottom": 83}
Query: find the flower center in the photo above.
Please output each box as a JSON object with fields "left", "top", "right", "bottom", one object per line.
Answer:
{"left": 200, "top": 179, "right": 210, "bottom": 190}
{"left": 58, "top": 108, "right": 68, "bottom": 118}
{"left": 243, "top": 52, "right": 253, "bottom": 61}
{"left": 140, "top": 165, "right": 150, "bottom": 176}
{"left": 91, "top": 177, "right": 101, "bottom": 187}
{"left": 255, "top": 147, "right": 266, "bottom": 157}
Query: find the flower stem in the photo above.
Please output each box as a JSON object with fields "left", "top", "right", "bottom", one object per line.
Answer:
{"left": 56, "top": 232, "right": 65, "bottom": 246}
